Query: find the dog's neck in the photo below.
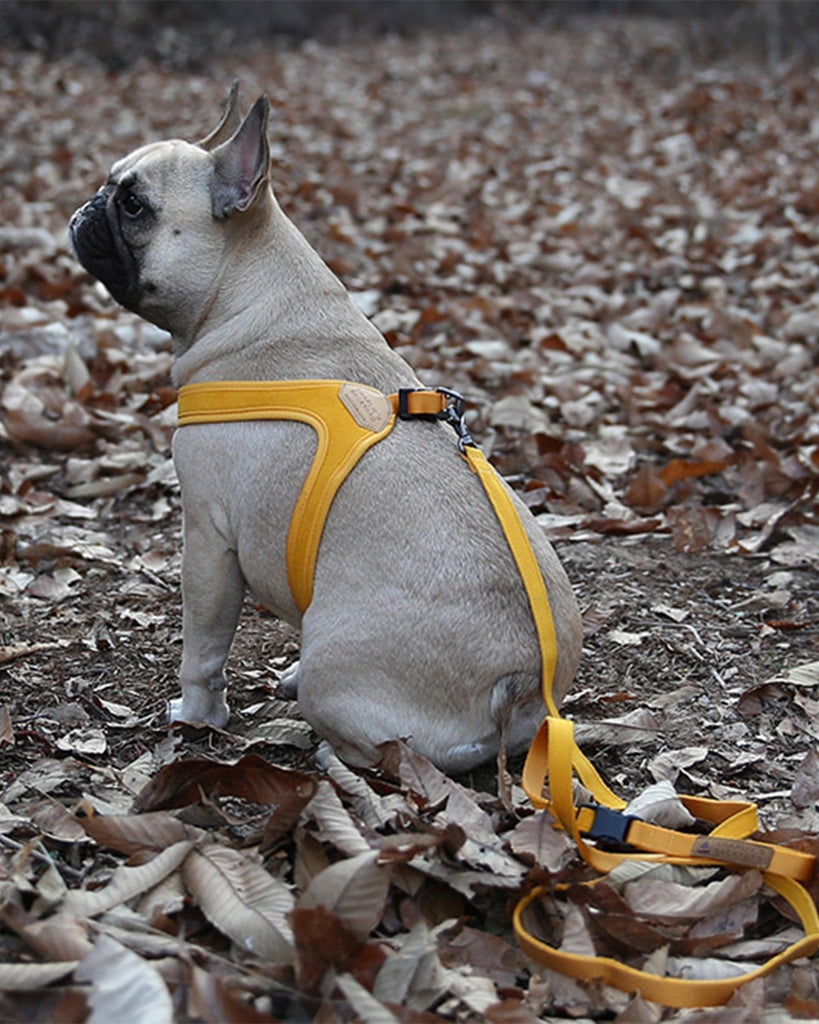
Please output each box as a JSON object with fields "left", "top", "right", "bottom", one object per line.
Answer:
{"left": 171, "top": 192, "right": 416, "bottom": 392}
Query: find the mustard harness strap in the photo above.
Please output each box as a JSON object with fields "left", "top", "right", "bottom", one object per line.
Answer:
{"left": 177, "top": 379, "right": 818, "bottom": 1007}
{"left": 178, "top": 380, "right": 445, "bottom": 613}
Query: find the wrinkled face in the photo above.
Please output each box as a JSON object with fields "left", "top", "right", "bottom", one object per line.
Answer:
{"left": 69, "top": 140, "right": 224, "bottom": 334}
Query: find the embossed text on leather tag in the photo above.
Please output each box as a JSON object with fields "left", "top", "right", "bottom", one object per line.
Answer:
{"left": 690, "top": 836, "right": 773, "bottom": 870}
{"left": 339, "top": 383, "right": 393, "bottom": 433}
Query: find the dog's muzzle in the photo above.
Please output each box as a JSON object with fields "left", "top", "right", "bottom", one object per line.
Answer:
{"left": 69, "top": 190, "right": 141, "bottom": 312}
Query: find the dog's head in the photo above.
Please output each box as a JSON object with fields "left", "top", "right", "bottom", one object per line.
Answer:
{"left": 69, "top": 85, "right": 270, "bottom": 336}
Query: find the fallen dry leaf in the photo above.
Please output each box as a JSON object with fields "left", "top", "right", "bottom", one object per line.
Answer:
{"left": 74, "top": 935, "right": 173, "bottom": 1024}
{"left": 182, "top": 844, "right": 295, "bottom": 962}
{"left": 299, "top": 848, "right": 391, "bottom": 943}
{"left": 623, "top": 870, "right": 764, "bottom": 925}
{"left": 63, "top": 840, "right": 195, "bottom": 918}
{"left": 133, "top": 753, "right": 316, "bottom": 812}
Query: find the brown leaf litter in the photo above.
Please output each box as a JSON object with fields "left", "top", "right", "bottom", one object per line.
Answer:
{"left": 1, "top": 14, "right": 819, "bottom": 1022}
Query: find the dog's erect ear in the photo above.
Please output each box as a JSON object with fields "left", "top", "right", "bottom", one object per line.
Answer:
{"left": 197, "top": 81, "right": 242, "bottom": 151}
{"left": 211, "top": 96, "right": 271, "bottom": 219}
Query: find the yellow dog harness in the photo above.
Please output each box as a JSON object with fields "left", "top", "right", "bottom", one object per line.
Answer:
{"left": 178, "top": 378, "right": 818, "bottom": 1007}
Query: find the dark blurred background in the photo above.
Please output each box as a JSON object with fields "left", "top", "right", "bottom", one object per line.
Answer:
{"left": 4, "top": 0, "right": 819, "bottom": 70}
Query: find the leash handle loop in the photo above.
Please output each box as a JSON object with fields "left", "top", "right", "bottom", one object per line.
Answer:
{"left": 514, "top": 872, "right": 819, "bottom": 1009}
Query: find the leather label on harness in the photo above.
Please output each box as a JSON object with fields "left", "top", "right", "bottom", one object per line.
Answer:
{"left": 691, "top": 835, "right": 773, "bottom": 870}
{"left": 339, "top": 383, "right": 393, "bottom": 433}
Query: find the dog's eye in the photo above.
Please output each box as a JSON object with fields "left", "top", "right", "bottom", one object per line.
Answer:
{"left": 120, "top": 190, "right": 145, "bottom": 218}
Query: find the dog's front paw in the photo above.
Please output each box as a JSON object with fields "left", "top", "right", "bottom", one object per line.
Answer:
{"left": 277, "top": 660, "right": 301, "bottom": 699}
{"left": 167, "top": 692, "right": 230, "bottom": 729}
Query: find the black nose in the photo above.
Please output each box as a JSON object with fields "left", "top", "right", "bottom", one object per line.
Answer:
{"left": 70, "top": 190, "right": 105, "bottom": 233}
{"left": 69, "top": 205, "right": 86, "bottom": 232}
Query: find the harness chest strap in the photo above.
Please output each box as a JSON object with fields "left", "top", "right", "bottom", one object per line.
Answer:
{"left": 177, "top": 378, "right": 818, "bottom": 1007}
{"left": 178, "top": 380, "right": 447, "bottom": 613}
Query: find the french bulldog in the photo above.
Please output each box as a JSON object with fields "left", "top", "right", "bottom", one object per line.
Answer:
{"left": 69, "top": 86, "right": 582, "bottom": 772}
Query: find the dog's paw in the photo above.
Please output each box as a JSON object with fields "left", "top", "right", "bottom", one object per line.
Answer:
{"left": 167, "top": 693, "right": 230, "bottom": 729}
{"left": 439, "top": 737, "right": 499, "bottom": 774}
{"left": 277, "top": 660, "right": 301, "bottom": 699}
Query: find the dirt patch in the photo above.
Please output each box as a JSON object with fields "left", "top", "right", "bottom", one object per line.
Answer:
{"left": 3, "top": 527, "right": 817, "bottom": 805}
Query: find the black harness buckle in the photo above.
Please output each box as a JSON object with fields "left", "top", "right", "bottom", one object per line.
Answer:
{"left": 579, "top": 804, "right": 637, "bottom": 844}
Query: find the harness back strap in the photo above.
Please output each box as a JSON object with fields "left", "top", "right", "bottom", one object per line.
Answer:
{"left": 177, "top": 378, "right": 818, "bottom": 1007}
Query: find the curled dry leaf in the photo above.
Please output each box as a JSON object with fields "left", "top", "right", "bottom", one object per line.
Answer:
{"left": 137, "top": 869, "right": 186, "bottom": 927}
{"left": 434, "top": 785, "right": 496, "bottom": 846}
{"left": 0, "top": 961, "right": 79, "bottom": 991}
{"left": 299, "top": 849, "right": 391, "bottom": 943}
{"left": 378, "top": 738, "right": 453, "bottom": 810}
{"left": 573, "top": 707, "right": 659, "bottom": 747}
{"left": 74, "top": 811, "right": 201, "bottom": 856}
{"left": 23, "top": 915, "right": 93, "bottom": 962}
{"left": 182, "top": 845, "right": 295, "bottom": 962}
{"left": 767, "top": 661, "right": 819, "bottom": 689}
{"left": 62, "top": 840, "right": 195, "bottom": 918}
{"left": 133, "top": 753, "right": 316, "bottom": 812}
{"left": 623, "top": 870, "right": 764, "bottom": 926}
{"left": 505, "top": 810, "right": 574, "bottom": 871}
{"left": 300, "top": 779, "right": 372, "bottom": 857}
{"left": 559, "top": 903, "right": 596, "bottom": 958}
{"left": 336, "top": 972, "right": 400, "bottom": 1024}
{"left": 373, "top": 921, "right": 450, "bottom": 1011}
{"left": 55, "top": 726, "right": 107, "bottom": 755}
{"left": 375, "top": 831, "right": 451, "bottom": 864}
{"left": 648, "top": 747, "right": 709, "bottom": 785}
{"left": 74, "top": 935, "right": 173, "bottom": 1024}
{"left": 316, "top": 741, "right": 407, "bottom": 829}
{"left": 445, "top": 971, "right": 501, "bottom": 1015}
{"left": 624, "top": 781, "right": 697, "bottom": 829}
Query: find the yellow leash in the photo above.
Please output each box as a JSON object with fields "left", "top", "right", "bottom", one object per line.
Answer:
{"left": 178, "top": 378, "right": 818, "bottom": 1007}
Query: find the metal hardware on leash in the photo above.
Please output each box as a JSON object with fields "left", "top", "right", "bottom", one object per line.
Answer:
{"left": 436, "top": 388, "right": 476, "bottom": 452}
{"left": 397, "top": 387, "right": 476, "bottom": 453}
